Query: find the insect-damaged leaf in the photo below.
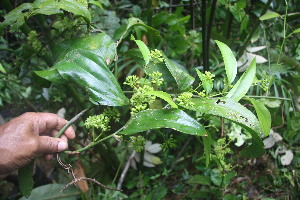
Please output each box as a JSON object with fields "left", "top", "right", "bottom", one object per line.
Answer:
{"left": 183, "top": 98, "right": 264, "bottom": 158}
{"left": 52, "top": 33, "right": 115, "bottom": 63}
{"left": 120, "top": 109, "right": 206, "bottom": 136}
{"left": 35, "top": 50, "right": 129, "bottom": 106}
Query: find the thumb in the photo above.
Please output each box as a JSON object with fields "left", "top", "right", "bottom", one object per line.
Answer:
{"left": 38, "top": 136, "right": 68, "bottom": 154}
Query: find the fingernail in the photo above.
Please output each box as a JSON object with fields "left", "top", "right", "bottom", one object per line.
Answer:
{"left": 58, "top": 141, "right": 68, "bottom": 151}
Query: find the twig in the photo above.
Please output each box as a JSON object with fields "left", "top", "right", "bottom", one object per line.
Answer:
{"left": 61, "top": 177, "right": 121, "bottom": 192}
{"left": 117, "top": 151, "right": 136, "bottom": 190}
{"left": 55, "top": 105, "right": 94, "bottom": 138}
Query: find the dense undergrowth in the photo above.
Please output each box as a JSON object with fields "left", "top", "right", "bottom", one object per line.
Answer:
{"left": 0, "top": 0, "right": 300, "bottom": 199}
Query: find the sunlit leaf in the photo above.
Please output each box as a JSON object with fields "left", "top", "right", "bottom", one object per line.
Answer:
{"left": 247, "top": 98, "right": 271, "bottom": 137}
{"left": 133, "top": 40, "right": 150, "bottom": 65}
{"left": 259, "top": 12, "right": 281, "bottom": 20}
{"left": 35, "top": 50, "right": 129, "bottom": 106}
{"left": 120, "top": 109, "right": 206, "bottom": 136}
{"left": 227, "top": 58, "right": 256, "bottom": 101}
{"left": 52, "top": 33, "right": 115, "bottom": 63}
{"left": 146, "top": 91, "right": 178, "bottom": 108}
{"left": 196, "top": 68, "right": 213, "bottom": 94}
{"left": 215, "top": 40, "right": 237, "bottom": 84}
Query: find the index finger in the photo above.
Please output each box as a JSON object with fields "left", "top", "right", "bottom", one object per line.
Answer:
{"left": 34, "top": 113, "right": 76, "bottom": 139}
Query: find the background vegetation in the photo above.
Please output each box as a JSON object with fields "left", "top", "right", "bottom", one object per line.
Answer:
{"left": 0, "top": 0, "right": 300, "bottom": 199}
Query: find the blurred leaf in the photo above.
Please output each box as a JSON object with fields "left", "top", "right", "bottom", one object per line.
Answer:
{"left": 287, "top": 28, "right": 300, "bottom": 37}
{"left": 0, "top": 63, "right": 6, "bottom": 74}
{"left": 56, "top": 0, "right": 91, "bottom": 22}
{"left": 240, "top": 131, "right": 264, "bottom": 158}
{"left": 120, "top": 109, "right": 206, "bottom": 136}
{"left": 248, "top": 98, "right": 271, "bottom": 137}
{"left": 52, "top": 33, "right": 115, "bottom": 63}
{"left": 164, "top": 57, "right": 194, "bottom": 91}
{"left": 145, "top": 185, "right": 167, "bottom": 200}
{"left": 32, "top": 0, "right": 62, "bottom": 15}
{"left": 146, "top": 91, "right": 178, "bottom": 108}
{"left": 133, "top": 40, "right": 150, "bottom": 65}
{"left": 259, "top": 12, "right": 281, "bottom": 20}
{"left": 35, "top": 50, "right": 129, "bottom": 106}
{"left": 203, "top": 133, "right": 212, "bottom": 167}
{"left": 18, "top": 161, "right": 34, "bottom": 198}
{"left": 187, "top": 175, "right": 211, "bottom": 186}
{"left": 227, "top": 58, "right": 256, "bottom": 101}
{"left": 215, "top": 40, "right": 237, "bottom": 84}
{"left": 19, "top": 184, "right": 80, "bottom": 200}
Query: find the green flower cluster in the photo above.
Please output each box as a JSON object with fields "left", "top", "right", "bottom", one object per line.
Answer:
{"left": 149, "top": 71, "right": 164, "bottom": 87}
{"left": 177, "top": 92, "right": 194, "bottom": 108}
{"left": 27, "top": 31, "right": 42, "bottom": 53}
{"left": 214, "top": 138, "right": 233, "bottom": 172}
{"left": 161, "top": 134, "right": 177, "bottom": 151}
{"left": 128, "top": 136, "right": 146, "bottom": 152}
{"left": 84, "top": 108, "right": 120, "bottom": 133}
{"left": 149, "top": 49, "right": 164, "bottom": 64}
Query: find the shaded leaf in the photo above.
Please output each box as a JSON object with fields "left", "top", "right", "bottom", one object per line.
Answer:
{"left": 203, "top": 133, "right": 212, "bottom": 167}
{"left": 164, "top": 57, "right": 194, "bottom": 91}
{"left": 146, "top": 91, "right": 178, "bottom": 108}
{"left": 196, "top": 69, "right": 213, "bottom": 94}
{"left": 120, "top": 109, "right": 206, "bottom": 136}
{"left": 240, "top": 131, "right": 264, "bottom": 158}
{"left": 57, "top": 0, "right": 91, "bottom": 22}
{"left": 35, "top": 50, "right": 129, "bottom": 106}
{"left": 227, "top": 58, "right": 256, "bottom": 101}
{"left": 18, "top": 161, "right": 34, "bottom": 198}
{"left": 215, "top": 40, "right": 237, "bottom": 84}
{"left": 19, "top": 184, "right": 80, "bottom": 200}
{"left": 52, "top": 33, "right": 115, "bottom": 63}
{"left": 259, "top": 12, "right": 281, "bottom": 20}
{"left": 248, "top": 98, "right": 271, "bottom": 136}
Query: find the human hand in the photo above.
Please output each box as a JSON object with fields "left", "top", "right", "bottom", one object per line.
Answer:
{"left": 0, "top": 112, "right": 75, "bottom": 177}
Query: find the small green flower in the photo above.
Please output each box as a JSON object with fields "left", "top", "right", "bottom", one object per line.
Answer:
{"left": 124, "top": 75, "right": 139, "bottom": 88}
{"left": 129, "top": 136, "right": 146, "bottom": 152}
{"left": 177, "top": 92, "right": 194, "bottom": 108}
{"left": 85, "top": 114, "right": 111, "bottom": 132}
{"left": 149, "top": 71, "right": 164, "bottom": 87}
{"left": 149, "top": 49, "right": 164, "bottom": 64}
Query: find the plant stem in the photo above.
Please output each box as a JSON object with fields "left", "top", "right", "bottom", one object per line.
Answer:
{"left": 201, "top": 0, "right": 208, "bottom": 71}
{"left": 55, "top": 105, "right": 95, "bottom": 138}
{"left": 206, "top": 0, "right": 217, "bottom": 70}
{"left": 65, "top": 126, "right": 125, "bottom": 154}
{"left": 277, "top": 1, "right": 289, "bottom": 64}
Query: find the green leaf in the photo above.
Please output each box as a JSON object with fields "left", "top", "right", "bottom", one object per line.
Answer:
{"left": 164, "top": 57, "right": 195, "bottom": 91}
{"left": 52, "top": 33, "right": 115, "bottom": 63}
{"left": 35, "top": 50, "right": 129, "bottom": 106}
{"left": 215, "top": 40, "right": 237, "bottom": 84}
{"left": 196, "top": 69, "right": 213, "bottom": 94}
{"left": 0, "top": 63, "right": 6, "bottom": 74}
{"left": 187, "top": 175, "right": 211, "bottom": 185}
{"left": 133, "top": 40, "right": 151, "bottom": 65}
{"left": 120, "top": 109, "right": 206, "bottom": 136}
{"left": 57, "top": 0, "right": 91, "bottom": 22}
{"left": 247, "top": 98, "right": 271, "bottom": 137}
{"left": 187, "top": 98, "right": 261, "bottom": 134}
{"left": 259, "top": 12, "right": 281, "bottom": 20}
{"left": 32, "top": 0, "right": 62, "bottom": 15}
{"left": 226, "top": 58, "right": 256, "bottom": 101}
{"left": 0, "top": 3, "right": 33, "bottom": 33}
{"left": 183, "top": 98, "right": 264, "bottom": 157}
{"left": 203, "top": 133, "right": 212, "bottom": 167}
{"left": 18, "top": 161, "right": 34, "bottom": 198}
{"left": 145, "top": 91, "right": 178, "bottom": 108}
{"left": 19, "top": 184, "right": 80, "bottom": 200}
{"left": 287, "top": 28, "right": 300, "bottom": 37}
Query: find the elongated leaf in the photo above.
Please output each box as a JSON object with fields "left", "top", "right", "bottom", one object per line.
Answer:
{"left": 196, "top": 69, "right": 213, "bottom": 94}
{"left": 32, "top": 0, "right": 62, "bottom": 15}
{"left": 120, "top": 109, "right": 206, "bottom": 136}
{"left": 185, "top": 98, "right": 264, "bottom": 157}
{"left": 287, "top": 28, "right": 300, "bottom": 37}
{"left": 215, "top": 40, "right": 237, "bottom": 84}
{"left": 134, "top": 40, "right": 151, "bottom": 65}
{"left": 35, "top": 50, "right": 129, "bottom": 106}
{"left": 203, "top": 133, "right": 212, "bottom": 167}
{"left": 146, "top": 91, "right": 178, "bottom": 108}
{"left": 164, "top": 57, "right": 195, "bottom": 91}
{"left": 259, "top": 12, "right": 281, "bottom": 20}
{"left": 19, "top": 184, "right": 80, "bottom": 200}
{"left": 53, "top": 33, "right": 115, "bottom": 63}
{"left": 18, "top": 161, "right": 34, "bottom": 198}
{"left": 248, "top": 98, "right": 271, "bottom": 137}
{"left": 226, "top": 58, "right": 256, "bottom": 101}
